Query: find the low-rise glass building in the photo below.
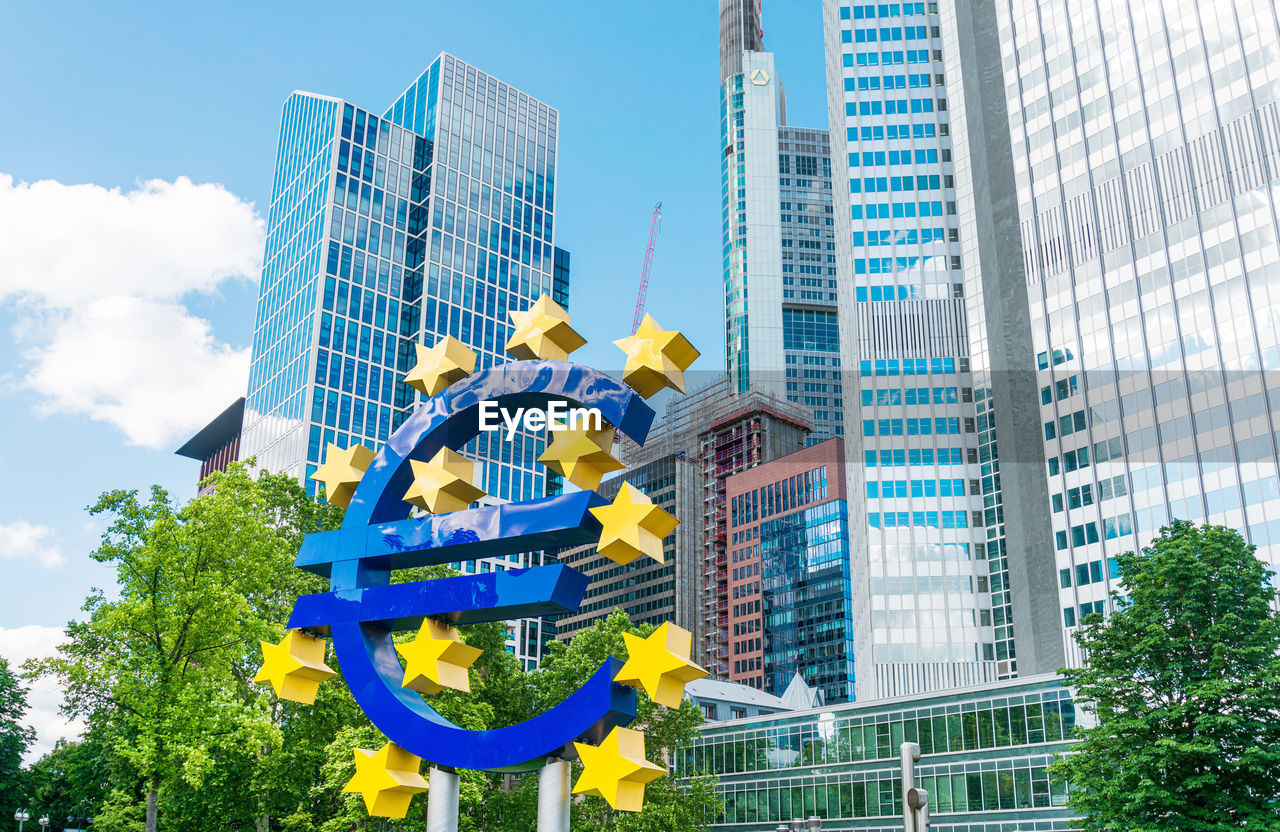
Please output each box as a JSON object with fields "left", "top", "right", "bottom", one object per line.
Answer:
{"left": 676, "top": 674, "right": 1078, "bottom": 831}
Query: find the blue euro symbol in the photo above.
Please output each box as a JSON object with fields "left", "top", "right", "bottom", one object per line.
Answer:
{"left": 286, "top": 360, "right": 655, "bottom": 771}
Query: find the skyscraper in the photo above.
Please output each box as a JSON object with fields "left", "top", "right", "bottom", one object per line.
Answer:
{"left": 240, "top": 53, "right": 564, "bottom": 668}
{"left": 969, "top": 0, "right": 1280, "bottom": 664}
{"left": 822, "top": 0, "right": 1063, "bottom": 700}
{"left": 720, "top": 0, "right": 844, "bottom": 443}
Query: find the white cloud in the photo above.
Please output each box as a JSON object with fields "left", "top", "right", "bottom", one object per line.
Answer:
{"left": 0, "top": 520, "right": 65, "bottom": 568}
{"left": 24, "top": 297, "right": 251, "bottom": 447}
{"left": 0, "top": 173, "right": 264, "bottom": 448}
{"left": 0, "top": 625, "right": 84, "bottom": 763}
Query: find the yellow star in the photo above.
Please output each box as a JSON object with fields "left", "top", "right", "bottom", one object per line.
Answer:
{"left": 614, "top": 622, "right": 709, "bottom": 708}
{"left": 573, "top": 726, "right": 666, "bottom": 812}
{"left": 613, "top": 314, "right": 700, "bottom": 398}
{"left": 538, "top": 425, "right": 625, "bottom": 491}
{"left": 402, "top": 448, "right": 486, "bottom": 513}
{"left": 505, "top": 294, "right": 587, "bottom": 361}
{"left": 311, "top": 442, "right": 376, "bottom": 509}
{"left": 403, "top": 336, "right": 477, "bottom": 397}
{"left": 588, "top": 483, "right": 678, "bottom": 566}
{"left": 343, "top": 742, "right": 429, "bottom": 819}
{"left": 395, "top": 619, "right": 483, "bottom": 695}
{"left": 253, "top": 630, "right": 337, "bottom": 705}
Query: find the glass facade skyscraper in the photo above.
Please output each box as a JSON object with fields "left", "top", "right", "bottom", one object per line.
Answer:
{"left": 241, "top": 53, "right": 564, "bottom": 668}
{"left": 721, "top": 2, "right": 844, "bottom": 444}
{"left": 823, "top": 0, "right": 1064, "bottom": 700}
{"left": 974, "top": 0, "right": 1280, "bottom": 665}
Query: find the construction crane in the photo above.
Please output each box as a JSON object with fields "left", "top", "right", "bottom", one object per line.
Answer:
{"left": 631, "top": 202, "right": 663, "bottom": 334}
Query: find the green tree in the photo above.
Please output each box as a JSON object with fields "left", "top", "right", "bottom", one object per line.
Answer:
{"left": 0, "top": 657, "right": 35, "bottom": 816}
{"left": 20, "top": 728, "right": 117, "bottom": 832}
{"left": 1052, "top": 520, "right": 1280, "bottom": 830}
{"left": 29, "top": 463, "right": 341, "bottom": 832}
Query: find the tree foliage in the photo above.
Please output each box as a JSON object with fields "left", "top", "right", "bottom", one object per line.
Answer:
{"left": 0, "top": 657, "right": 35, "bottom": 815}
{"left": 1053, "top": 520, "right": 1280, "bottom": 831}
{"left": 28, "top": 463, "right": 342, "bottom": 832}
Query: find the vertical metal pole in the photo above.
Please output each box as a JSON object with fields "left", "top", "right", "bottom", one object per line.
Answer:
{"left": 426, "top": 767, "right": 460, "bottom": 832}
{"left": 900, "top": 742, "right": 920, "bottom": 832}
{"left": 537, "top": 758, "right": 571, "bottom": 832}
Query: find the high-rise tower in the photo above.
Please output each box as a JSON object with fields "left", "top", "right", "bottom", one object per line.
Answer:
{"left": 822, "top": 0, "right": 1063, "bottom": 700}
{"left": 240, "top": 54, "right": 564, "bottom": 668}
{"left": 720, "top": 1, "right": 844, "bottom": 444}
{"left": 970, "top": 0, "right": 1280, "bottom": 665}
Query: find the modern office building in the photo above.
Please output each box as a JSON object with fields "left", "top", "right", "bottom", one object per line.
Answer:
{"left": 175, "top": 398, "right": 245, "bottom": 494}
{"left": 553, "top": 451, "right": 700, "bottom": 642}
{"left": 239, "top": 54, "right": 564, "bottom": 668}
{"left": 677, "top": 674, "right": 1078, "bottom": 831}
{"left": 726, "top": 438, "right": 856, "bottom": 703}
{"left": 720, "top": 0, "right": 843, "bottom": 443}
{"left": 959, "top": 0, "right": 1280, "bottom": 665}
{"left": 822, "top": 0, "right": 1064, "bottom": 700}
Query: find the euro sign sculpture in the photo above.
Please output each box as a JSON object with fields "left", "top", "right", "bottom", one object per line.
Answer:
{"left": 256, "top": 298, "right": 705, "bottom": 819}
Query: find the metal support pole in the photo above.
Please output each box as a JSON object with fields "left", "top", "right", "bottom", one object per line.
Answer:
{"left": 537, "top": 758, "right": 571, "bottom": 832}
{"left": 901, "top": 742, "right": 920, "bottom": 832}
{"left": 426, "top": 766, "right": 460, "bottom": 832}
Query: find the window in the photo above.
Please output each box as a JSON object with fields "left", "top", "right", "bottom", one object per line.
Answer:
{"left": 730, "top": 707, "right": 747, "bottom": 720}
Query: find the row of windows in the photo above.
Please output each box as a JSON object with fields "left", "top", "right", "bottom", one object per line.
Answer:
{"left": 844, "top": 49, "right": 940, "bottom": 67}
{"left": 853, "top": 282, "right": 960, "bottom": 303}
{"left": 868, "top": 511, "right": 971, "bottom": 529}
{"left": 844, "top": 25, "right": 936, "bottom": 43}
{"left": 1053, "top": 513, "right": 1134, "bottom": 549}
{"left": 1051, "top": 474, "right": 1129, "bottom": 512}
{"left": 850, "top": 200, "right": 951, "bottom": 220}
{"left": 1041, "top": 374, "right": 1079, "bottom": 403}
{"left": 847, "top": 123, "right": 940, "bottom": 143}
{"left": 851, "top": 174, "right": 949, "bottom": 193}
{"left": 679, "top": 690, "right": 1073, "bottom": 776}
{"left": 852, "top": 227, "right": 952, "bottom": 247}
{"left": 867, "top": 479, "right": 969, "bottom": 498}
{"left": 859, "top": 357, "right": 962, "bottom": 376}
{"left": 847, "top": 98, "right": 940, "bottom": 118}
{"left": 862, "top": 386, "right": 959, "bottom": 406}
{"left": 713, "top": 760, "right": 1067, "bottom": 826}
{"left": 845, "top": 74, "right": 938, "bottom": 92}
{"left": 730, "top": 467, "right": 830, "bottom": 527}
{"left": 1063, "top": 601, "right": 1109, "bottom": 628}
{"left": 1045, "top": 409, "right": 1087, "bottom": 440}
{"left": 864, "top": 447, "right": 969, "bottom": 467}
{"left": 850, "top": 148, "right": 944, "bottom": 167}
{"left": 863, "top": 417, "right": 963, "bottom": 436}
{"left": 1059, "top": 557, "right": 1120, "bottom": 589}
{"left": 841, "top": 3, "right": 933, "bottom": 19}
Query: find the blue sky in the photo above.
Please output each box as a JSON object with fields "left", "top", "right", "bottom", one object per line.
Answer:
{"left": 0, "top": 0, "right": 829, "bottom": 645}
